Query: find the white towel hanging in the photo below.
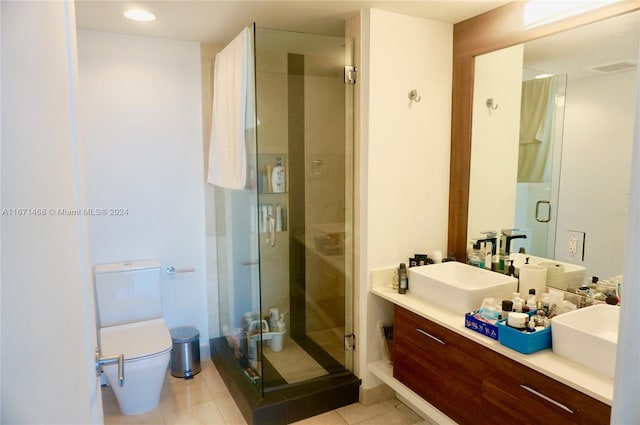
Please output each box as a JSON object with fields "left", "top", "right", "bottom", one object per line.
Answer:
{"left": 207, "top": 26, "right": 255, "bottom": 190}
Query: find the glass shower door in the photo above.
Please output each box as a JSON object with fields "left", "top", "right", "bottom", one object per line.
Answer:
{"left": 514, "top": 72, "right": 567, "bottom": 258}
{"left": 254, "top": 28, "right": 354, "bottom": 391}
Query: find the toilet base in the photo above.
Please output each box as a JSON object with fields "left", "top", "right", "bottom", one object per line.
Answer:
{"left": 104, "top": 351, "right": 170, "bottom": 415}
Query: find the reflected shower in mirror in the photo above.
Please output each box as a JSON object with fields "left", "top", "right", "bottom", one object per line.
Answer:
{"left": 468, "top": 11, "right": 639, "bottom": 284}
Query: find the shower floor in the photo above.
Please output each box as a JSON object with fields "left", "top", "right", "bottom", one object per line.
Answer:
{"left": 262, "top": 336, "right": 328, "bottom": 384}
{"left": 307, "top": 327, "right": 345, "bottom": 367}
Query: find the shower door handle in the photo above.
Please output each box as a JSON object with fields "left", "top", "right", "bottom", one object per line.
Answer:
{"left": 95, "top": 347, "right": 125, "bottom": 387}
{"left": 266, "top": 215, "right": 276, "bottom": 247}
{"left": 535, "top": 200, "right": 552, "bottom": 223}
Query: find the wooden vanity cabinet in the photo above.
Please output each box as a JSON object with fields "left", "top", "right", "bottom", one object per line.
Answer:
{"left": 393, "top": 306, "right": 487, "bottom": 424}
{"left": 483, "top": 349, "right": 611, "bottom": 425}
{"left": 393, "top": 306, "right": 611, "bottom": 425}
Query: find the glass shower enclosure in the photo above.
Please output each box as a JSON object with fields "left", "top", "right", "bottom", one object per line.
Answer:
{"left": 210, "top": 26, "right": 358, "bottom": 424}
{"left": 514, "top": 71, "right": 568, "bottom": 258}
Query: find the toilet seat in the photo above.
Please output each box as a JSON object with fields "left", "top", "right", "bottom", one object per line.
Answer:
{"left": 100, "top": 318, "right": 172, "bottom": 361}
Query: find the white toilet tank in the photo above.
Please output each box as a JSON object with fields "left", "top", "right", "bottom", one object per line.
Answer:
{"left": 95, "top": 260, "right": 162, "bottom": 327}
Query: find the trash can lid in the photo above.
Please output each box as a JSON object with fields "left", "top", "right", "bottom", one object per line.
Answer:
{"left": 170, "top": 326, "right": 199, "bottom": 343}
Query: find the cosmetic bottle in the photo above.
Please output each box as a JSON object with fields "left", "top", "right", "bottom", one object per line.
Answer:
{"left": 512, "top": 293, "right": 524, "bottom": 313}
{"left": 272, "top": 157, "right": 286, "bottom": 193}
{"left": 501, "top": 300, "right": 513, "bottom": 320}
{"left": 398, "top": 263, "right": 408, "bottom": 294}
{"left": 526, "top": 289, "right": 537, "bottom": 311}
{"left": 484, "top": 242, "right": 492, "bottom": 270}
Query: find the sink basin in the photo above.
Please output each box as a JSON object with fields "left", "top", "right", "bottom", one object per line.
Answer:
{"left": 509, "top": 253, "right": 586, "bottom": 289}
{"left": 551, "top": 304, "right": 619, "bottom": 378}
{"left": 408, "top": 262, "right": 518, "bottom": 314}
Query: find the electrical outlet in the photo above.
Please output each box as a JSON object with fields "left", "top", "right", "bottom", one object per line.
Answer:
{"left": 561, "top": 230, "right": 585, "bottom": 262}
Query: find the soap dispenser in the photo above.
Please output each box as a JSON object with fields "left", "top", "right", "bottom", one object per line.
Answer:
{"left": 508, "top": 259, "right": 515, "bottom": 277}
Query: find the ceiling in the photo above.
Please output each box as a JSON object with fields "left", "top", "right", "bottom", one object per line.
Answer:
{"left": 74, "top": 0, "right": 508, "bottom": 45}
{"left": 74, "top": 1, "right": 638, "bottom": 80}
{"left": 523, "top": 10, "right": 639, "bottom": 81}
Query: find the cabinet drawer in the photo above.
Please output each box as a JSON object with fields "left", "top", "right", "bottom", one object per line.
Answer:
{"left": 483, "top": 349, "right": 610, "bottom": 425}
{"left": 394, "top": 306, "right": 486, "bottom": 424}
{"left": 395, "top": 306, "right": 480, "bottom": 354}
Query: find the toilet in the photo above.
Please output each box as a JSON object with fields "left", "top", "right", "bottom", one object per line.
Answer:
{"left": 95, "top": 260, "right": 172, "bottom": 415}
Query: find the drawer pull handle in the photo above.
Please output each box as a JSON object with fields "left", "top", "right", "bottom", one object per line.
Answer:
{"left": 520, "top": 385, "right": 574, "bottom": 414}
{"left": 416, "top": 328, "right": 445, "bottom": 345}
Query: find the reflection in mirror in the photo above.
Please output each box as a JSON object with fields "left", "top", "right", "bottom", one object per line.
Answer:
{"left": 468, "top": 11, "right": 639, "bottom": 287}
{"left": 515, "top": 71, "right": 566, "bottom": 258}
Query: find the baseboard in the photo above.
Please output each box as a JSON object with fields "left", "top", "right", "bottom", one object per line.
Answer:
{"left": 200, "top": 342, "right": 211, "bottom": 361}
{"left": 359, "top": 382, "right": 395, "bottom": 406}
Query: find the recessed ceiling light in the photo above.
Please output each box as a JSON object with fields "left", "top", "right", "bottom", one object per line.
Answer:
{"left": 124, "top": 9, "right": 156, "bottom": 22}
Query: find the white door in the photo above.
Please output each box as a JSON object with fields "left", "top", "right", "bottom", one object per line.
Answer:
{"left": 1, "top": 1, "right": 102, "bottom": 423}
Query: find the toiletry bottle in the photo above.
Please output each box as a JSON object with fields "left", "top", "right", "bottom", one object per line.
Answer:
{"left": 398, "top": 263, "right": 408, "bottom": 294}
{"left": 541, "top": 294, "right": 550, "bottom": 314}
{"left": 281, "top": 207, "right": 287, "bottom": 231}
{"left": 265, "top": 163, "right": 273, "bottom": 192}
{"left": 275, "top": 204, "right": 283, "bottom": 231}
{"left": 277, "top": 313, "right": 286, "bottom": 333}
{"left": 484, "top": 242, "right": 492, "bottom": 270}
{"left": 272, "top": 157, "right": 286, "bottom": 193}
{"left": 501, "top": 300, "right": 513, "bottom": 320}
{"left": 512, "top": 293, "right": 523, "bottom": 313}
{"left": 392, "top": 268, "right": 399, "bottom": 291}
{"left": 467, "top": 242, "right": 482, "bottom": 267}
{"left": 526, "top": 289, "right": 537, "bottom": 311}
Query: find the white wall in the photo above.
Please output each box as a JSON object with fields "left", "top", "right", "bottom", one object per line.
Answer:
{"left": 557, "top": 71, "right": 636, "bottom": 279}
{"left": 468, "top": 45, "right": 524, "bottom": 240}
{"left": 365, "top": 9, "right": 452, "bottom": 269}
{"left": 1, "top": 2, "right": 99, "bottom": 423}
{"left": 77, "top": 31, "right": 209, "bottom": 347}
{"left": 360, "top": 9, "right": 452, "bottom": 388}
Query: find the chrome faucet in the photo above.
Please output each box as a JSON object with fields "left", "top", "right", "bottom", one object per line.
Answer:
{"left": 500, "top": 229, "right": 527, "bottom": 256}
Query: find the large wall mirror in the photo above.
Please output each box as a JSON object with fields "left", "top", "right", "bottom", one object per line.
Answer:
{"left": 468, "top": 11, "right": 639, "bottom": 281}
{"left": 449, "top": 2, "right": 640, "bottom": 288}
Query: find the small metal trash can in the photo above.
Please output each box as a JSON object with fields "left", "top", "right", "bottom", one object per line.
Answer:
{"left": 170, "top": 327, "right": 201, "bottom": 379}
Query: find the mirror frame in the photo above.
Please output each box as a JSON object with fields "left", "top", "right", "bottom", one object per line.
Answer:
{"left": 448, "top": 0, "right": 640, "bottom": 261}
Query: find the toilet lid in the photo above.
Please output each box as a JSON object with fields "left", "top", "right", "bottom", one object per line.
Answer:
{"left": 100, "top": 318, "right": 172, "bottom": 361}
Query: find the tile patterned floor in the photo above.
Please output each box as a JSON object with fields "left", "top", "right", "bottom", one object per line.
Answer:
{"left": 102, "top": 360, "right": 429, "bottom": 425}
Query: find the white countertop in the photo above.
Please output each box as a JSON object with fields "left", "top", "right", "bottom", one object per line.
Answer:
{"left": 370, "top": 282, "right": 614, "bottom": 405}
